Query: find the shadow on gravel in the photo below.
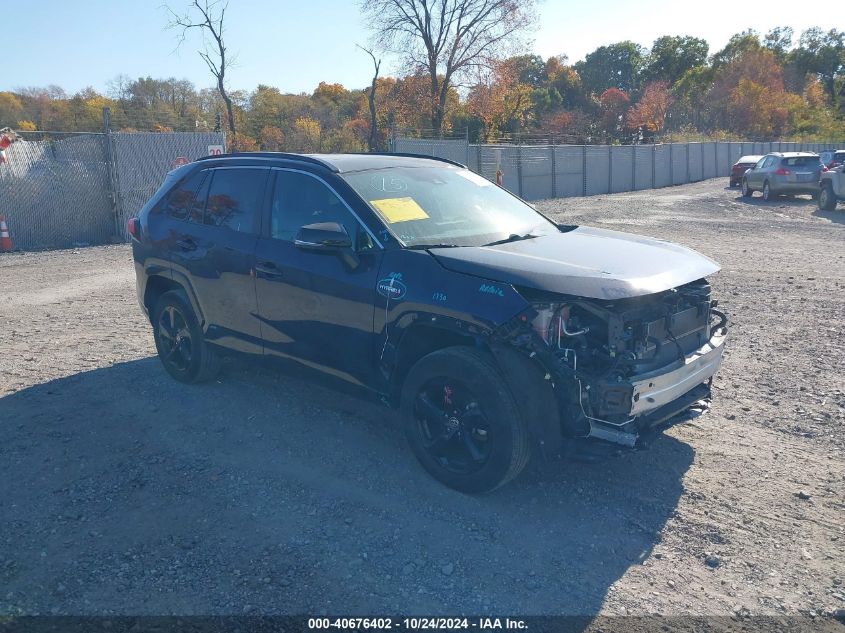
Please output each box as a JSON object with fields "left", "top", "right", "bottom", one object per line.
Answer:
{"left": 1, "top": 358, "right": 693, "bottom": 620}
{"left": 812, "top": 208, "right": 845, "bottom": 224}
{"left": 731, "top": 195, "right": 816, "bottom": 208}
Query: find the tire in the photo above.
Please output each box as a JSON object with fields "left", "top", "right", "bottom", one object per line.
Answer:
{"left": 819, "top": 183, "right": 837, "bottom": 211}
{"left": 762, "top": 181, "right": 773, "bottom": 202}
{"left": 741, "top": 179, "right": 753, "bottom": 197}
{"left": 152, "top": 290, "right": 221, "bottom": 384}
{"left": 729, "top": 179, "right": 736, "bottom": 188}
{"left": 400, "top": 347, "right": 530, "bottom": 493}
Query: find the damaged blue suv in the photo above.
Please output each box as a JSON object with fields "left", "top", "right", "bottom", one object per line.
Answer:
{"left": 130, "top": 152, "right": 728, "bottom": 492}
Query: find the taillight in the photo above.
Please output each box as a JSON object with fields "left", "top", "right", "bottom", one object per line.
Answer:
{"left": 127, "top": 217, "right": 140, "bottom": 240}
{"left": 822, "top": 165, "right": 829, "bottom": 172}
{"left": 774, "top": 168, "right": 791, "bottom": 176}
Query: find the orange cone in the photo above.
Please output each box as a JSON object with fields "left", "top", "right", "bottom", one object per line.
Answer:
{"left": 0, "top": 215, "right": 13, "bottom": 251}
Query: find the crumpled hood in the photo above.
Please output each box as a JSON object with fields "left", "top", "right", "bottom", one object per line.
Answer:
{"left": 428, "top": 226, "right": 720, "bottom": 300}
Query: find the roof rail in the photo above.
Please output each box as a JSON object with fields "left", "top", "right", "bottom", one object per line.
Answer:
{"left": 195, "top": 152, "right": 339, "bottom": 172}
{"left": 369, "top": 152, "right": 467, "bottom": 169}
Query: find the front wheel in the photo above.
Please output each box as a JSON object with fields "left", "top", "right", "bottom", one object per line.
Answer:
{"left": 819, "top": 184, "right": 837, "bottom": 211}
{"left": 741, "top": 179, "right": 753, "bottom": 197}
{"left": 401, "top": 347, "right": 530, "bottom": 493}
{"left": 152, "top": 290, "right": 221, "bottom": 384}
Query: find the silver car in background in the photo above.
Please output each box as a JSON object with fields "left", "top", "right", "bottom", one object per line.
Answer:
{"left": 741, "top": 152, "right": 823, "bottom": 201}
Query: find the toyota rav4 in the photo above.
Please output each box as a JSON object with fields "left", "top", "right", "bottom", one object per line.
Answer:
{"left": 130, "top": 152, "right": 728, "bottom": 493}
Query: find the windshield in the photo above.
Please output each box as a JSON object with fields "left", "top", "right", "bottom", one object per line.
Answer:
{"left": 342, "top": 166, "right": 557, "bottom": 247}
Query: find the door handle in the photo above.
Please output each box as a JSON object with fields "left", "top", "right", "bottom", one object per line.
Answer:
{"left": 176, "top": 237, "right": 197, "bottom": 251}
{"left": 255, "top": 262, "right": 284, "bottom": 278}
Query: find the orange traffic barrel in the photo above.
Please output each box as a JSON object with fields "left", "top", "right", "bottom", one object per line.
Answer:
{"left": 0, "top": 215, "right": 13, "bottom": 251}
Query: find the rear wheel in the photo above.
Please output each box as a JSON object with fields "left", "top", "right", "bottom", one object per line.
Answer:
{"left": 819, "top": 183, "right": 837, "bottom": 211}
{"left": 152, "top": 290, "right": 221, "bottom": 384}
{"left": 401, "top": 347, "right": 530, "bottom": 493}
{"left": 762, "top": 181, "right": 773, "bottom": 202}
{"left": 741, "top": 179, "right": 753, "bottom": 197}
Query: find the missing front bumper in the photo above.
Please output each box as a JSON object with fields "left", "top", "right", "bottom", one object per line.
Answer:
{"left": 630, "top": 330, "right": 726, "bottom": 416}
{"left": 585, "top": 329, "right": 726, "bottom": 447}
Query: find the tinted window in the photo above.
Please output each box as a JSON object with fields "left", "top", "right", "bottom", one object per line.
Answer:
{"left": 190, "top": 171, "right": 211, "bottom": 222}
{"left": 782, "top": 156, "right": 821, "bottom": 167}
{"left": 162, "top": 170, "right": 207, "bottom": 221}
{"left": 204, "top": 168, "right": 266, "bottom": 233}
{"left": 271, "top": 171, "right": 364, "bottom": 246}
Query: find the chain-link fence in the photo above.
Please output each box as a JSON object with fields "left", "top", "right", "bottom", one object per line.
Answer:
{"left": 0, "top": 133, "right": 114, "bottom": 250}
{"left": 393, "top": 137, "right": 845, "bottom": 201}
{"left": 111, "top": 132, "right": 225, "bottom": 239}
{"left": 0, "top": 130, "right": 225, "bottom": 250}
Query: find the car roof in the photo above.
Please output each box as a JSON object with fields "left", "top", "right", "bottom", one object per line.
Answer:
{"left": 737, "top": 155, "right": 763, "bottom": 162}
{"left": 767, "top": 152, "right": 818, "bottom": 157}
{"left": 195, "top": 152, "right": 465, "bottom": 173}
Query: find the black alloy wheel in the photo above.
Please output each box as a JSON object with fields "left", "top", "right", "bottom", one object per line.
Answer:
{"left": 152, "top": 290, "right": 221, "bottom": 383}
{"left": 401, "top": 347, "right": 530, "bottom": 493}
{"left": 413, "top": 378, "right": 493, "bottom": 476}
{"left": 157, "top": 304, "right": 194, "bottom": 374}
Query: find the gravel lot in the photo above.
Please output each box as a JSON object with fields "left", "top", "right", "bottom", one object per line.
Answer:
{"left": 1, "top": 178, "right": 843, "bottom": 619}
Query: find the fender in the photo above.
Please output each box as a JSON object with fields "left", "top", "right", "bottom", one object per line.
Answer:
{"left": 374, "top": 248, "right": 530, "bottom": 400}
{"left": 163, "top": 267, "right": 207, "bottom": 328}
{"left": 488, "top": 342, "right": 564, "bottom": 458}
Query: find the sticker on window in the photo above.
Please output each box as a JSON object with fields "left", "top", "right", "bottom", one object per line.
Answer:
{"left": 454, "top": 170, "right": 493, "bottom": 187}
{"left": 369, "top": 197, "right": 429, "bottom": 223}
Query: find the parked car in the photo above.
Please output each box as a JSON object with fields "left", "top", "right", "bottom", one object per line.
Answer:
{"left": 818, "top": 164, "right": 845, "bottom": 211}
{"left": 130, "top": 152, "right": 728, "bottom": 493}
{"left": 819, "top": 149, "right": 845, "bottom": 170}
{"left": 729, "top": 155, "right": 763, "bottom": 187}
{"left": 741, "top": 152, "right": 823, "bottom": 201}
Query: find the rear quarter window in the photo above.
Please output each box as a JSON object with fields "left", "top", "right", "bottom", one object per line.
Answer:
{"left": 159, "top": 170, "right": 208, "bottom": 221}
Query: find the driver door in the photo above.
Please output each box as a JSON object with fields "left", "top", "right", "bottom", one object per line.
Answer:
{"left": 253, "top": 168, "right": 384, "bottom": 388}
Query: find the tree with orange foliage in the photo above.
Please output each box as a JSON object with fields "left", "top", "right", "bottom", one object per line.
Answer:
{"left": 598, "top": 87, "right": 630, "bottom": 142}
{"left": 258, "top": 125, "right": 284, "bottom": 151}
{"left": 626, "top": 81, "right": 672, "bottom": 141}
{"left": 466, "top": 61, "right": 533, "bottom": 140}
{"left": 363, "top": 0, "right": 537, "bottom": 135}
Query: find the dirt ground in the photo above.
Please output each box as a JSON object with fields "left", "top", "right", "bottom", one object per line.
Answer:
{"left": 0, "top": 179, "right": 843, "bottom": 620}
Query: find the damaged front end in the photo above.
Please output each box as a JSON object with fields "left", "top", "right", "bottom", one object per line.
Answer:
{"left": 496, "top": 279, "right": 728, "bottom": 449}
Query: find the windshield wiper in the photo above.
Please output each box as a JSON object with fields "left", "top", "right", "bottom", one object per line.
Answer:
{"left": 405, "top": 243, "right": 463, "bottom": 250}
{"left": 482, "top": 233, "right": 539, "bottom": 247}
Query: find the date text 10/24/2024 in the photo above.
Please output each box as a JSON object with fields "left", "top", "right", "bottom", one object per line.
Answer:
{"left": 308, "top": 618, "right": 528, "bottom": 630}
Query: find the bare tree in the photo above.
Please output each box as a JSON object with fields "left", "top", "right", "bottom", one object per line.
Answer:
{"left": 357, "top": 45, "right": 382, "bottom": 152}
{"left": 167, "top": 0, "right": 236, "bottom": 136}
{"left": 362, "top": 0, "right": 536, "bottom": 135}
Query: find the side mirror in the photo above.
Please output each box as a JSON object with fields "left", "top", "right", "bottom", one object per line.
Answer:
{"left": 294, "top": 221, "right": 360, "bottom": 269}
{"left": 294, "top": 222, "right": 352, "bottom": 251}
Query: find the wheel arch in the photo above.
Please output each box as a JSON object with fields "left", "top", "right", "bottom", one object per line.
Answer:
{"left": 390, "top": 322, "right": 564, "bottom": 457}
{"left": 143, "top": 271, "right": 205, "bottom": 327}
{"left": 389, "top": 322, "right": 483, "bottom": 402}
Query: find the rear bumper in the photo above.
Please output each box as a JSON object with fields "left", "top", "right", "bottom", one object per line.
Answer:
{"left": 771, "top": 180, "right": 820, "bottom": 194}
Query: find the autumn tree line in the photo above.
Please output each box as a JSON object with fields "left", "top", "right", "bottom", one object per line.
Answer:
{"left": 1, "top": 26, "right": 843, "bottom": 152}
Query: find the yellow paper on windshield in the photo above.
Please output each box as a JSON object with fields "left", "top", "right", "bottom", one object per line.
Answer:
{"left": 369, "top": 197, "right": 429, "bottom": 223}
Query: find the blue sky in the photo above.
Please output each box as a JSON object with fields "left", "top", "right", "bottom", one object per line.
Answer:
{"left": 4, "top": 0, "right": 820, "bottom": 95}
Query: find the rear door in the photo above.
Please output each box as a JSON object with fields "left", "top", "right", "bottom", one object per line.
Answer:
{"left": 170, "top": 166, "right": 269, "bottom": 354}
{"left": 253, "top": 168, "right": 384, "bottom": 388}
{"left": 746, "top": 156, "right": 768, "bottom": 188}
